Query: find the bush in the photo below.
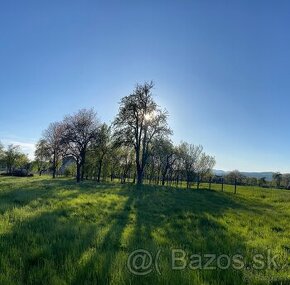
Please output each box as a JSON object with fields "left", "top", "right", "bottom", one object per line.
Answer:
{"left": 1, "top": 169, "right": 35, "bottom": 177}
{"left": 13, "top": 170, "right": 28, "bottom": 177}
{"left": 63, "top": 164, "right": 76, "bottom": 177}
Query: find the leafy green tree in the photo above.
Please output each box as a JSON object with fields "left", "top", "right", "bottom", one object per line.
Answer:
{"left": 84, "top": 123, "right": 111, "bottom": 181}
{"left": 15, "top": 153, "right": 30, "bottom": 171}
{"left": 273, "top": 172, "right": 282, "bottom": 188}
{"left": 0, "top": 141, "right": 3, "bottom": 156}
{"left": 93, "top": 123, "right": 111, "bottom": 182}
{"left": 225, "top": 170, "right": 243, "bottom": 185}
{"left": 4, "top": 145, "right": 22, "bottom": 174}
{"left": 108, "top": 146, "right": 122, "bottom": 182}
{"left": 258, "top": 177, "right": 267, "bottom": 187}
{"left": 150, "top": 138, "right": 176, "bottom": 186}
{"left": 63, "top": 164, "right": 77, "bottom": 177}
{"left": 282, "top": 174, "right": 290, "bottom": 189}
{"left": 119, "top": 146, "right": 134, "bottom": 183}
{"left": 178, "top": 142, "right": 203, "bottom": 189}
{"left": 0, "top": 141, "right": 4, "bottom": 169}
{"left": 196, "top": 153, "right": 216, "bottom": 189}
{"left": 35, "top": 139, "right": 50, "bottom": 175}
{"left": 246, "top": 177, "right": 258, "bottom": 186}
{"left": 225, "top": 170, "right": 244, "bottom": 194}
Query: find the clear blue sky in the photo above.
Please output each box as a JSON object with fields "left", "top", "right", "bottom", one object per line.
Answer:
{"left": 0, "top": 0, "right": 290, "bottom": 172}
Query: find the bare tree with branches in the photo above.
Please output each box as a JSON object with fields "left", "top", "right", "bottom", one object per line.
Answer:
{"left": 196, "top": 153, "right": 216, "bottom": 189}
{"left": 179, "top": 142, "right": 203, "bottom": 189}
{"left": 43, "top": 122, "right": 65, "bottom": 178}
{"left": 62, "top": 108, "right": 100, "bottom": 182}
{"left": 113, "top": 82, "right": 172, "bottom": 185}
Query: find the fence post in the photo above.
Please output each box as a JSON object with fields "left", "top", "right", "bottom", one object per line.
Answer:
{"left": 234, "top": 178, "right": 237, "bottom": 194}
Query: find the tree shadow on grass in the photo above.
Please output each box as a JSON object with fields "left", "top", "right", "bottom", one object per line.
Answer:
{"left": 71, "top": 197, "right": 135, "bottom": 284}
{"left": 124, "top": 185, "right": 282, "bottom": 285}
{"left": 0, "top": 198, "right": 133, "bottom": 285}
{"left": 0, "top": 177, "right": 125, "bottom": 216}
{"left": 0, "top": 210, "right": 96, "bottom": 284}
{"left": 39, "top": 184, "right": 290, "bottom": 283}
{"left": 0, "top": 181, "right": 136, "bottom": 285}
{"left": 0, "top": 179, "right": 286, "bottom": 284}
{"left": 0, "top": 178, "right": 79, "bottom": 214}
{"left": 70, "top": 185, "right": 257, "bottom": 284}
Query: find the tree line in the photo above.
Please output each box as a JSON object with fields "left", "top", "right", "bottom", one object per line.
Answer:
{"left": 32, "top": 82, "right": 216, "bottom": 186}
{"left": 219, "top": 170, "right": 290, "bottom": 190}
{"left": 1, "top": 83, "right": 290, "bottom": 190}
{"left": 0, "top": 144, "right": 30, "bottom": 176}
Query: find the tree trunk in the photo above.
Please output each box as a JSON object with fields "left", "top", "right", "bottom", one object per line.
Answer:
{"left": 76, "top": 163, "right": 81, "bottom": 183}
{"left": 162, "top": 157, "right": 170, "bottom": 186}
{"left": 52, "top": 151, "right": 56, "bottom": 179}
{"left": 186, "top": 172, "right": 190, "bottom": 189}
{"left": 97, "top": 160, "right": 102, "bottom": 182}
{"left": 161, "top": 166, "right": 168, "bottom": 186}
{"left": 81, "top": 152, "right": 86, "bottom": 181}
{"left": 136, "top": 159, "right": 143, "bottom": 185}
{"left": 136, "top": 163, "right": 144, "bottom": 185}
{"left": 137, "top": 170, "right": 143, "bottom": 185}
{"left": 234, "top": 178, "right": 237, "bottom": 194}
{"left": 52, "top": 167, "right": 56, "bottom": 178}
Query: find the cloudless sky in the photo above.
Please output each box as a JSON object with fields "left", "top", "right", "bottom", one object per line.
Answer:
{"left": 1, "top": 0, "right": 290, "bottom": 172}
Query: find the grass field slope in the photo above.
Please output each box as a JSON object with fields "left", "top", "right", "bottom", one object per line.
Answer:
{"left": 0, "top": 176, "right": 289, "bottom": 284}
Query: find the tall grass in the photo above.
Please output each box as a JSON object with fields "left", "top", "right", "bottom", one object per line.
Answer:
{"left": 0, "top": 176, "right": 289, "bottom": 284}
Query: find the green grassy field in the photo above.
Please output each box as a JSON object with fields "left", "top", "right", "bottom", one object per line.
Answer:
{"left": 0, "top": 176, "right": 289, "bottom": 284}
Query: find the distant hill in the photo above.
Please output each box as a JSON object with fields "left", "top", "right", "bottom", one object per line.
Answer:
{"left": 213, "top": 170, "right": 228, "bottom": 176}
{"left": 213, "top": 169, "right": 274, "bottom": 181}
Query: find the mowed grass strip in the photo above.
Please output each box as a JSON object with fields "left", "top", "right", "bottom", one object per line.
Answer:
{"left": 0, "top": 176, "right": 289, "bottom": 284}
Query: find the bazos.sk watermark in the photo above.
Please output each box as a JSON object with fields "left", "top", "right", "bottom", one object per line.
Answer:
{"left": 127, "top": 248, "right": 286, "bottom": 276}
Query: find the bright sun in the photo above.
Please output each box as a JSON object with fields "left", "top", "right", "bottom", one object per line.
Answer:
{"left": 144, "top": 113, "right": 152, "bottom": 121}
{"left": 144, "top": 111, "right": 155, "bottom": 121}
